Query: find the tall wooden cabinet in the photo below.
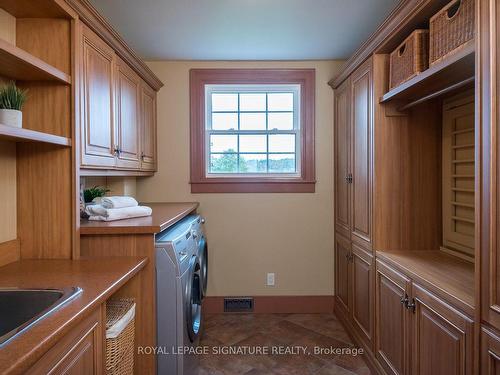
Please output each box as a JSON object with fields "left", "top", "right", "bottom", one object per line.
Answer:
{"left": 334, "top": 58, "right": 373, "bottom": 249}
{"left": 331, "top": 1, "right": 491, "bottom": 373}
{"left": 334, "top": 57, "right": 374, "bottom": 351}
{"left": 350, "top": 60, "right": 373, "bottom": 250}
{"left": 334, "top": 78, "right": 351, "bottom": 238}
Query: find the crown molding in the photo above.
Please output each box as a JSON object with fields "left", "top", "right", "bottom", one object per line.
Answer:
{"left": 66, "top": 0, "right": 163, "bottom": 91}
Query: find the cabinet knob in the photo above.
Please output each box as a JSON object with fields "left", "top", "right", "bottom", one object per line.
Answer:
{"left": 400, "top": 294, "right": 409, "bottom": 307}
{"left": 114, "top": 146, "right": 120, "bottom": 156}
{"left": 141, "top": 152, "right": 145, "bottom": 160}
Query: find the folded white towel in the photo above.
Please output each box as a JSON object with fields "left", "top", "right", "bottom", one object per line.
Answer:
{"left": 85, "top": 204, "right": 152, "bottom": 222}
{"left": 99, "top": 196, "right": 139, "bottom": 209}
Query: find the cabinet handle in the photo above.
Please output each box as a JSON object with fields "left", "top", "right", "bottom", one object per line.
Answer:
{"left": 114, "top": 146, "right": 120, "bottom": 156}
{"left": 345, "top": 175, "right": 350, "bottom": 183}
{"left": 348, "top": 173, "right": 353, "bottom": 184}
{"left": 141, "top": 152, "right": 145, "bottom": 161}
{"left": 406, "top": 298, "right": 416, "bottom": 313}
{"left": 400, "top": 294, "right": 409, "bottom": 307}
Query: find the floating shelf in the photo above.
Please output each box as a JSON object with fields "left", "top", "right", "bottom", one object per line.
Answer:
{"left": 0, "top": 123, "right": 71, "bottom": 146}
{"left": 0, "top": 38, "right": 71, "bottom": 84}
{"left": 380, "top": 41, "right": 475, "bottom": 106}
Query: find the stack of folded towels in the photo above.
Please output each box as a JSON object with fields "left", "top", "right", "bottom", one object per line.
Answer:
{"left": 85, "top": 196, "right": 152, "bottom": 222}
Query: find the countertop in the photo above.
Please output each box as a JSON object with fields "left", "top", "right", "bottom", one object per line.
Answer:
{"left": 0, "top": 257, "right": 147, "bottom": 374}
{"left": 376, "top": 250, "right": 474, "bottom": 316}
{"left": 80, "top": 202, "right": 199, "bottom": 235}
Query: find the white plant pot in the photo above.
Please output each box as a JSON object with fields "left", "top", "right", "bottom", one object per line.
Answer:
{"left": 0, "top": 109, "right": 22, "bottom": 128}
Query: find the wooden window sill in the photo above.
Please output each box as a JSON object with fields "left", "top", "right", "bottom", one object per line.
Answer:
{"left": 190, "top": 180, "right": 316, "bottom": 193}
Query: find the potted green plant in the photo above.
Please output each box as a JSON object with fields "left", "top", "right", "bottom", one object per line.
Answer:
{"left": 0, "top": 81, "right": 28, "bottom": 128}
{"left": 83, "top": 185, "right": 110, "bottom": 205}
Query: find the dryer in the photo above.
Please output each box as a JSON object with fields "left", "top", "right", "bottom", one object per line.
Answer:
{"left": 155, "top": 216, "right": 202, "bottom": 375}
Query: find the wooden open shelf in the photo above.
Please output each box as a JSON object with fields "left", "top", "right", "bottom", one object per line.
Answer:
{"left": 0, "top": 38, "right": 71, "bottom": 84}
{"left": 0, "top": 0, "right": 73, "bottom": 18}
{"left": 380, "top": 41, "right": 475, "bottom": 106}
{"left": 0, "top": 123, "right": 71, "bottom": 146}
{"left": 377, "top": 250, "right": 474, "bottom": 316}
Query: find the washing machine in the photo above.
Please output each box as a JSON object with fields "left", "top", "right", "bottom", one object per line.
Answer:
{"left": 155, "top": 216, "right": 202, "bottom": 375}
{"left": 189, "top": 215, "right": 208, "bottom": 299}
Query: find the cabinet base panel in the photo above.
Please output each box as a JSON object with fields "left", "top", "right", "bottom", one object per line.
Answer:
{"left": 334, "top": 297, "right": 385, "bottom": 375}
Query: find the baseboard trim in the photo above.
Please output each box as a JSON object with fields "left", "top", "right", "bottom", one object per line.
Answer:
{"left": 333, "top": 297, "right": 385, "bottom": 375}
{"left": 0, "top": 239, "right": 20, "bottom": 268}
{"left": 203, "top": 295, "right": 335, "bottom": 314}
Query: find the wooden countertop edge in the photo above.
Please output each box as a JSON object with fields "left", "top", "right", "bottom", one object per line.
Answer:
{"left": 376, "top": 251, "right": 474, "bottom": 316}
{"left": 1, "top": 257, "right": 148, "bottom": 375}
{"left": 80, "top": 202, "right": 199, "bottom": 235}
{"left": 376, "top": 251, "right": 474, "bottom": 317}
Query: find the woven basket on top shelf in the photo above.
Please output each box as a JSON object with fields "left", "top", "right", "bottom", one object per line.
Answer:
{"left": 429, "top": 0, "right": 474, "bottom": 65}
{"left": 389, "top": 29, "right": 429, "bottom": 90}
{"left": 106, "top": 298, "right": 135, "bottom": 375}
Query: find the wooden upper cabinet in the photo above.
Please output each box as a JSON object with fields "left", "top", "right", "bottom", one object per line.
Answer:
{"left": 351, "top": 243, "right": 374, "bottom": 349}
{"left": 79, "top": 21, "right": 159, "bottom": 173}
{"left": 334, "top": 78, "right": 351, "bottom": 238}
{"left": 376, "top": 260, "right": 411, "bottom": 375}
{"left": 350, "top": 58, "right": 373, "bottom": 248}
{"left": 411, "top": 282, "right": 474, "bottom": 375}
{"left": 80, "top": 23, "right": 116, "bottom": 168}
{"left": 115, "top": 57, "right": 141, "bottom": 169}
{"left": 140, "top": 82, "right": 157, "bottom": 171}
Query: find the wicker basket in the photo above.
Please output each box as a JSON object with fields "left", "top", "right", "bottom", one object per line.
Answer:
{"left": 106, "top": 299, "right": 135, "bottom": 375}
{"left": 389, "top": 30, "right": 429, "bottom": 89}
{"left": 429, "top": 0, "right": 474, "bottom": 65}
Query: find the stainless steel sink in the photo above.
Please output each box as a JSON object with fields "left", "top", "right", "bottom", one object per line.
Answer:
{"left": 0, "top": 287, "right": 82, "bottom": 345}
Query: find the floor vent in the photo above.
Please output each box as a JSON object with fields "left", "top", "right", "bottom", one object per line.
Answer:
{"left": 224, "top": 297, "right": 254, "bottom": 312}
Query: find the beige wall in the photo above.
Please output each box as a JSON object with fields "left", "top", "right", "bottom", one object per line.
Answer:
{"left": 137, "top": 60, "right": 342, "bottom": 296}
{"left": 82, "top": 177, "right": 137, "bottom": 198}
{"left": 0, "top": 9, "right": 17, "bottom": 244}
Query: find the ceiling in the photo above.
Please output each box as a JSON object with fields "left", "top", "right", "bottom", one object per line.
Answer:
{"left": 89, "top": 0, "right": 399, "bottom": 61}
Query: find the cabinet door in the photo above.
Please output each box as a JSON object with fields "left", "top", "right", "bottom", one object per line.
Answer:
{"left": 140, "top": 83, "right": 157, "bottom": 171}
{"left": 334, "top": 78, "right": 351, "bottom": 238}
{"left": 350, "top": 58, "right": 373, "bottom": 248}
{"left": 80, "top": 23, "right": 116, "bottom": 168}
{"left": 351, "top": 243, "right": 374, "bottom": 349}
{"left": 481, "top": 327, "right": 500, "bottom": 374}
{"left": 28, "top": 308, "right": 103, "bottom": 375}
{"left": 376, "top": 260, "right": 411, "bottom": 375}
{"left": 411, "top": 283, "right": 474, "bottom": 375}
{"left": 115, "top": 57, "right": 141, "bottom": 169}
{"left": 335, "top": 233, "right": 351, "bottom": 315}
{"left": 478, "top": 0, "right": 500, "bottom": 331}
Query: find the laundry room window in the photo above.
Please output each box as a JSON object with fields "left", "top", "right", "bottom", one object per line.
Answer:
{"left": 206, "top": 85, "right": 300, "bottom": 175}
{"left": 190, "top": 69, "right": 316, "bottom": 193}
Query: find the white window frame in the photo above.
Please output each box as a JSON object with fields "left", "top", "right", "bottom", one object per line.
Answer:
{"left": 204, "top": 84, "right": 301, "bottom": 177}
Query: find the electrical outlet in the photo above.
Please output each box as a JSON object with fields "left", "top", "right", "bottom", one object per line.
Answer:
{"left": 267, "top": 273, "right": 275, "bottom": 286}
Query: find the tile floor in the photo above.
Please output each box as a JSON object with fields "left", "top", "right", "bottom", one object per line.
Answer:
{"left": 194, "top": 314, "right": 371, "bottom": 375}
